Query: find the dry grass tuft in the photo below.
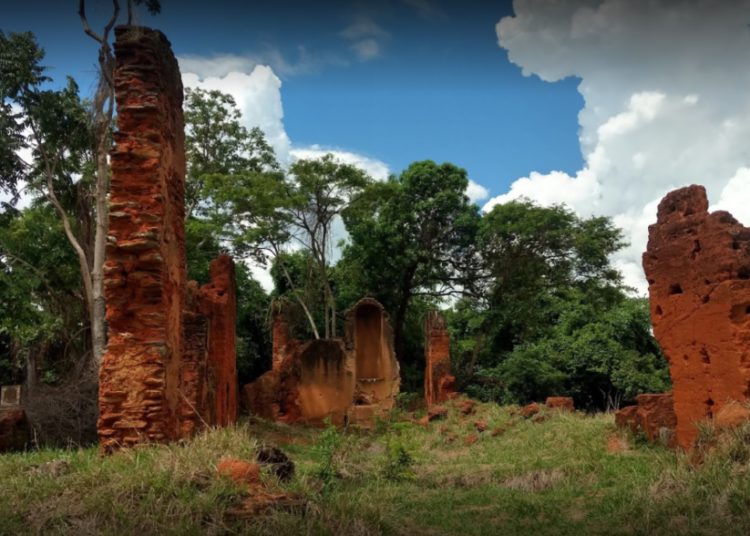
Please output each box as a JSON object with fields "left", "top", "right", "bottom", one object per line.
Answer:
{"left": 502, "top": 469, "right": 565, "bottom": 492}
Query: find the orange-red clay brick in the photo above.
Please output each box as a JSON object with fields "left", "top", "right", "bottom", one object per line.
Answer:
{"left": 643, "top": 185, "right": 750, "bottom": 449}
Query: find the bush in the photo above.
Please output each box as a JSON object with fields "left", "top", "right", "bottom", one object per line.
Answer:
{"left": 24, "top": 371, "right": 98, "bottom": 448}
{"left": 314, "top": 420, "right": 344, "bottom": 492}
{"left": 381, "top": 437, "right": 415, "bottom": 482}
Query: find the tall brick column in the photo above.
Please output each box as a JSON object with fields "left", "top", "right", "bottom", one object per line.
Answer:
{"left": 424, "top": 310, "right": 455, "bottom": 406}
{"left": 98, "top": 26, "right": 187, "bottom": 451}
{"left": 644, "top": 185, "right": 750, "bottom": 448}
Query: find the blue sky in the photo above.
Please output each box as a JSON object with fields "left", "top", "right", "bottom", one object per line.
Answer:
{"left": 3, "top": 0, "right": 584, "bottom": 199}
{"left": 6, "top": 1, "right": 750, "bottom": 293}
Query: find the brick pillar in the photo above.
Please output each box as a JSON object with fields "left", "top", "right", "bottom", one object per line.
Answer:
{"left": 197, "top": 255, "right": 238, "bottom": 427}
{"left": 98, "top": 26, "right": 186, "bottom": 451}
{"left": 424, "top": 310, "right": 455, "bottom": 406}
{"left": 644, "top": 185, "right": 750, "bottom": 448}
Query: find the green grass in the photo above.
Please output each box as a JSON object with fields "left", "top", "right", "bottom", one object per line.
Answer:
{"left": 2, "top": 400, "right": 750, "bottom": 535}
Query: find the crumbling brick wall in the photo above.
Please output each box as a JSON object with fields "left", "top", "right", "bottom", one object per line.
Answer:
{"left": 99, "top": 27, "right": 237, "bottom": 452}
{"left": 194, "top": 255, "right": 238, "bottom": 427}
{"left": 642, "top": 185, "right": 750, "bottom": 448}
{"left": 244, "top": 297, "right": 399, "bottom": 427}
{"left": 424, "top": 310, "right": 455, "bottom": 406}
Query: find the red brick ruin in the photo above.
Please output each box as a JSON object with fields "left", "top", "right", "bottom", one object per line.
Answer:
{"left": 244, "top": 298, "right": 400, "bottom": 427}
{"left": 424, "top": 311, "right": 455, "bottom": 406}
{"left": 618, "top": 185, "right": 750, "bottom": 449}
{"left": 615, "top": 393, "right": 677, "bottom": 447}
{"left": 98, "top": 27, "right": 237, "bottom": 452}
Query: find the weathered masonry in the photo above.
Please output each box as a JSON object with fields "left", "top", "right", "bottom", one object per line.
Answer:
{"left": 98, "top": 27, "right": 237, "bottom": 452}
{"left": 244, "top": 298, "right": 400, "bottom": 427}
{"left": 622, "top": 185, "right": 750, "bottom": 449}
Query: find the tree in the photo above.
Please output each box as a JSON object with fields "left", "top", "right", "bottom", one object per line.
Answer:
{"left": 0, "top": 204, "right": 86, "bottom": 388}
{"left": 0, "top": 32, "right": 100, "bottom": 361}
{"left": 283, "top": 155, "right": 369, "bottom": 338}
{"left": 183, "top": 89, "right": 372, "bottom": 339}
{"left": 476, "top": 199, "right": 625, "bottom": 351}
{"left": 184, "top": 87, "right": 278, "bottom": 219}
{"left": 489, "top": 293, "right": 669, "bottom": 409}
{"left": 451, "top": 198, "right": 667, "bottom": 409}
{"left": 342, "top": 160, "right": 480, "bottom": 360}
{"left": 73, "top": 0, "right": 160, "bottom": 361}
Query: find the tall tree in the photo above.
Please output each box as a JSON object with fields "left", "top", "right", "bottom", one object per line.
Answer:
{"left": 74, "top": 0, "right": 160, "bottom": 361}
{"left": 446, "top": 199, "right": 666, "bottom": 409}
{"left": 284, "top": 155, "right": 369, "bottom": 338}
{"left": 0, "top": 32, "right": 99, "bottom": 361}
{"left": 0, "top": 205, "right": 86, "bottom": 388}
{"left": 220, "top": 155, "right": 370, "bottom": 339}
{"left": 476, "top": 199, "right": 625, "bottom": 349}
{"left": 342, "top": 160, "right": 480, "bottom": 360}
{"left": 183, "top": 89, "right": 373, "bottom": 338}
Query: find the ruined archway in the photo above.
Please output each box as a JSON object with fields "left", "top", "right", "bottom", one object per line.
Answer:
{"left": 346, "top": 298, "right": 400, "bottom": 424}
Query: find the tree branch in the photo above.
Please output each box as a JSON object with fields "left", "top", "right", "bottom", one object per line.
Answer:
{"left": 78, "top": 0, "right": 104, "bottom": 44}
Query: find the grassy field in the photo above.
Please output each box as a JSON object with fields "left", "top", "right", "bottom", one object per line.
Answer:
{"left": 2, "top": 399, "right": 750, "bottom": 535}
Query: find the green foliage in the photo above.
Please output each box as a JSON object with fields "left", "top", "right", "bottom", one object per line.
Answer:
{"left": 183, "top": 88, "right": 275, "bottom": 381}
{"left": 380, "top": 425, "right": 416, "bottom": 482}
{"left": 486, "top": 294, "right": 670, "bottom": 408}
{"left": 1, "top": 31, "right": 92, "bottom": 204}
{"left": 342, "top": 160, "right": 480, "bottom": 361}
{"left": 234, "top": 263, "right": 272, "bottom": 384}
{"left": 314, "top": 420, "right": 345, "bottom": 492}
{"left": 184, "top": 87, "right": 278, "bottom": 221}
{"left": 450, "top": 200, "right": 667, "bottom": 409}
{"left": 0, "top": 205, "right": 86, "bottom": 383}
{"left": 133, "top": 0, "right": 161, "bottom": 15}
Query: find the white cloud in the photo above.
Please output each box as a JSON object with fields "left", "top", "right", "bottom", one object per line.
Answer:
{"left": 713, "top": 167, "right": 750, "bottom": 226}
{"left": 178, "top": 47, "right": 346, "bottom": 79}
{"left": 181, "top": 63, "right": 392, "bottom": 291}
{"left": 466, "top": 180, "right": 490, "bottom": 203}
{"left": 182, "top": 67, "right": 292, "bottom": 166}
{"left": 340, "top": 19, "right": 390, "bottom": 40}
{"left": 290, "top": 145, "right": 390, "bottom": 181}
{"left": 486, "top": 0, "right": 750, "bottom": 293}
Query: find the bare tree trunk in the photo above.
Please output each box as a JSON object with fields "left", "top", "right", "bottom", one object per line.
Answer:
{"left": 278, "top": 257, "right": 320, "bottom": 339}
{"left": 90, "top": 148, "right": 109, "bottom": 361}
{"left": 78, "top": 0, "right": 118, "bottom": 363}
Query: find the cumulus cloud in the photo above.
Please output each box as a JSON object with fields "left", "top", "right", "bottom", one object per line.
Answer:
{"left": 466, "top": 180, "right": 490, "bottom": 203}
{"left": 485, "top": 0, "right": 750, "bottom": 293}
{"left": 713, "top": 167, "right": 750, "bottom": 226}
{"left": 291, "top": 145, "right": 390, "bottom": 181}
{"left": 181, "top": 62, "right": 393, "bottom": 291}
{"left": 182, "top": 67, "right": 293, "bottom": 165}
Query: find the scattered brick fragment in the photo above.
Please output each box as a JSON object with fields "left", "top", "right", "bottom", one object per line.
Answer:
{"left": 545, "top": 397, "right": 574, "bottom": 411}
{"left": 464, "top": 433, "right": 479, "bottom": 446}
{"left": 520, "top": 402, "right": 541, "bottom": 419}
{"left": 615, "top": 393, "right": 676, "bottom": 446}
